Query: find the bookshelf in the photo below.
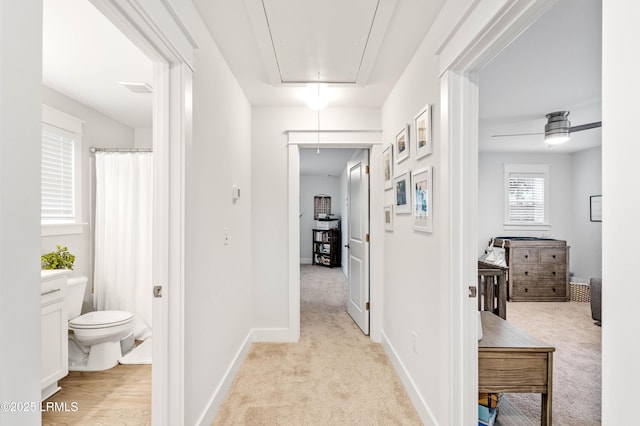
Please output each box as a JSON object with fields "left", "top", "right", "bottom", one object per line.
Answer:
{"left": 312, "top": 229, "right": 341, "bottom": 267}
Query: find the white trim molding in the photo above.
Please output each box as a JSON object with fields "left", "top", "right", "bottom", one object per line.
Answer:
{"left": 194, "top": 331, "right": 253, "bottom": 425}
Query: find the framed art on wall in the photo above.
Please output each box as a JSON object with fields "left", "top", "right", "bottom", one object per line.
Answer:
{"left": 395, "top": 125, "right": 410, "bottom": 164}
{"left": 383, "top": 144, "right": 393, "bottom": 190}
{"left": 414, "top": 104, "right": 432, "bottom": 159}
{"left": 411, "top": 167, "right": 433, "bottom": 232}
{"left": 394, "top": 171, "right": 411, "bottom": 214}
{"left": 384, "top": 204, "right": 394, "bottom": 231}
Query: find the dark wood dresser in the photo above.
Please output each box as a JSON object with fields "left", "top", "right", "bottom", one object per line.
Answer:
{"left": 494, "top": 238, "right": 570, "bottom": 302}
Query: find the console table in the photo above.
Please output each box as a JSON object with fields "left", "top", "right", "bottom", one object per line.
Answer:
{"left": 479, "top": 311, "right": 555, "bottom": 425}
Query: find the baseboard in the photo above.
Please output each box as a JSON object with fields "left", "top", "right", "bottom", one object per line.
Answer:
{"left": 195, "top": 330, "right": 253, "bottom": 426}
{"left": 381, "top": 330, "right": 438, "bottom": 425}
{"left": 300, "top": 258, "right": 312, "bottom": 265}
{"left": 252, "top": 327, "right": 298, "bottom": 342}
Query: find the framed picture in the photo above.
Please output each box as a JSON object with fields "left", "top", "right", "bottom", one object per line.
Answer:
{"left": 394, "top": 171, "right": 411, "bottom": 214}
{"left": 395, "top": 124, "right": 410, "bottom": 164}
{"left": 414, "top": 105, "right": 432, "bottom": 159}
{"left": 384, "top": 204, "right": 394, "bottom": 231}
{"left": 590, "top": 195, "right": 602, "bottom": 222}
{"left": 383, "top": 144, "right": 393, "bottom": 190}
{"left": 411, "top": 167, "right": 433, "bottom": 232}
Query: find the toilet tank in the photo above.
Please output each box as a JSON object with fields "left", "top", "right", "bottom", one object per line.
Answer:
{"left": 66, "top": 276, "right": 88, "bottom": 320}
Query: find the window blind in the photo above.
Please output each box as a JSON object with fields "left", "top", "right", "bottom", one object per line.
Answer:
{"left": 42, "top": 130, "right": 75, "bottom": 221}
{"left": 507, "top": 174, "right": 545, "bottom": 223}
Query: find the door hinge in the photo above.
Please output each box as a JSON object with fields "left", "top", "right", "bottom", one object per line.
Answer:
{"left": 366, "top": 233, "right": 370, "bottom": 242}
{"left": 365, "top": 165, "right": 370, "bottom": 174}
{"left": 468, "top": 286, "right": 477, "bottom": 298}
{"left": 153, "top": 285, "right": 163, "bottom": 298}
{"left": 366, "top": 302, "right": 370, "bottom": 311}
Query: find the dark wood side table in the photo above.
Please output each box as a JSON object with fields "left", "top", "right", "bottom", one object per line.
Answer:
{"left": 479, "top": 311, "right": 555, "bottom": 425}
{"left": 478, "top": 261, "right": 508, "bottom": 319}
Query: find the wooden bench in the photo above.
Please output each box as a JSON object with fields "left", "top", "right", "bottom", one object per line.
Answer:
{"left": 479, "top": 311, "right": 555, "bottom": 425}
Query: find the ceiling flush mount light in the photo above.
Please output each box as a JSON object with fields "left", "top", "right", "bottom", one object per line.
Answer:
{"left": 544, "top": 111, "right": 571, "bottom": 145}
{"left": 119, "top": 81, "right": 153, "bottom": 94}
{"left": 306, "top": 83, "right": 328, "bottom": 110}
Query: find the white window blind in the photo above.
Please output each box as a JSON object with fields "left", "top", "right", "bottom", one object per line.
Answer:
{"left": 41, "top": 129, "right": 75, "bottom": 222}
{"left": 508, "top": 174, "right": 545, "bottom": 223}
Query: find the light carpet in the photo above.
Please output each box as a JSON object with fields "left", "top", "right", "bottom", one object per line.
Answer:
{"left": 497, "top": 301, "right": 601, "bottom": 425}
{"left": 213, "top": 265, "right": 421, "bottom": 425}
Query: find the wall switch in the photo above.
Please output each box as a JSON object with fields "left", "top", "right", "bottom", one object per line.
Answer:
{"left": 412, "top": 331, "right": 418, "bottom": 354}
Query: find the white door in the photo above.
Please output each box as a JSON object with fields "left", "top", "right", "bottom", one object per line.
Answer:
{"left": 347, "top": 149, "right": 370, "bottom": 334}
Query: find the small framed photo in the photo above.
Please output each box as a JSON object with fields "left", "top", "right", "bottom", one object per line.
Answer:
{"left": 395, "top": 124, "right": 410, "bottom": 164}
{"left": 414, "top": 105, "right": 432, "bottom": 159}
{"left": 394, "top": 171, "right": 411, "bottom": 214}
{"left": 383, "top": 144, "right": 393, "bottom": 190}
{"left": 412, "top": 167, "right": 433, "bottom": 232}
{"left": 590, "top": 195, "right": 602, "bottom": 222}
{"left": 384, "top": 204, "right": 394, "bottom": 231}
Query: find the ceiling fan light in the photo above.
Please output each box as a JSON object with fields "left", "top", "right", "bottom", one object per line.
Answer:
{"left": 545, "top": 132, "right": 570, "bottom": 145}
{"left": 544, "top": 111, "right": 571, "bottom": 145}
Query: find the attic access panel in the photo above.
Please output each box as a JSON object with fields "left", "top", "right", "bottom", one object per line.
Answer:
{"left": 262, "top": 0, "right": 379, "bottom": 83}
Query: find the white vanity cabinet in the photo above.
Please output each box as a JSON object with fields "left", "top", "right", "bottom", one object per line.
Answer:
{"left": 41, "top": 270, "right": 69, "bottom": 401}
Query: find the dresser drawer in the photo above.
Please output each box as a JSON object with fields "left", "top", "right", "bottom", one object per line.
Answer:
{"left": 540, "top": 249, "right": 566, "bottom": 264}
{"left": 512, "top": 282, "right": 567, "bottom": 298}
{"left": 511, "top": 248, "right": 539, "bottom": 264}
{"left": 512, "top": 264, "right": 566, "bottom": 280}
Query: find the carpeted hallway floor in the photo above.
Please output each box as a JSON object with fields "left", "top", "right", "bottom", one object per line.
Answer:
{"left": 212, "top": 265, "right": 421, "bottom": 425}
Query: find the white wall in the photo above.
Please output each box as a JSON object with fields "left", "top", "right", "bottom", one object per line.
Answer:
{"left": 570, "top": 146, "right": 602, "bottom": 279}
{"left": 134, "top": 127, "right": 152, "bottom": 148}
{"left": 41, "top": 86, "right": 136, "bottom": 307}
{"left": 477, "top": 152, "right": 573, "bottom": 249}
{"left": 299, "top": 175, "right": 341, "bottom": 263}
{"left": 181, "top": 9, "right": 254, "bottom": 425}
{"left": 602, "top": 2, "right": 640, "bottom": 421}
{"left": 477, "top": 149, "right": 602, "bottom": 279}
{"left": 0, "top": 2, "right": 42, "bottom": 424}
{"left": 380, "top": 15, "right": 449, "bottom": 423}
{"left": 251, "top": 107, "right": 380, "bottom": 332}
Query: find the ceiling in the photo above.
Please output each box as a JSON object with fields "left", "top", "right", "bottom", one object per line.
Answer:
{"left": 42, "top": 0, "right": 601, "bottom": 155}
{"left": 300, "top": 148, "right": 357, "bottom": 177}
{"left": 478, "top": 0, "right": 602, "bottom": 153}
{"left": 43, "top": 0, "right": 153, "bottom": 129}
{"left": 194, "top": 0, "right": 446, "bottom": 107}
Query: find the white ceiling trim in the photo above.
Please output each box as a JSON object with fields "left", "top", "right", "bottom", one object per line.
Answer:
{"left": 287, "top": 129, "right": 382, "bottom": 145}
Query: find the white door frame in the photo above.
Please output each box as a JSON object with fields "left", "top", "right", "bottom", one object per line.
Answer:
{"left": 89, "top": 2, "right": 195, "bottom": 425}
{"left": 437, "top": 0, "right": 557, "bottom": 423}
{"left": 287, "top": 131, "right": 383, "bottom": 342}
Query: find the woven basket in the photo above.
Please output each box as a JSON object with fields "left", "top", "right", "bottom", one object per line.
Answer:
{"left": 570, "top": 283, "right": 590, "bottom": 302}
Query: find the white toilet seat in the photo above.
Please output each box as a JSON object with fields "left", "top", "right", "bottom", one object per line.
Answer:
{"left": 69, "top": 310, "right": 133, "bottom": 330}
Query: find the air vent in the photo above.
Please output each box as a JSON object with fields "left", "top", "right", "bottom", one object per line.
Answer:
{"left": 118, "top": 81, "right": 153, "bottom": 94}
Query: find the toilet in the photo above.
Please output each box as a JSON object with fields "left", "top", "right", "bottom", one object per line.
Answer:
{"left": 66, "top": 276, "right": 134, "bottom": 371}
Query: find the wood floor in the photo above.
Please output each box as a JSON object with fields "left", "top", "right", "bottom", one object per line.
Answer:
{"left": 42, "top": 364, "right": 151, "bottom": 426}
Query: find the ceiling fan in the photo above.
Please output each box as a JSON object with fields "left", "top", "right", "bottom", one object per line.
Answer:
{"left": 492, "top": 111, "right": 602, "bottom": 145}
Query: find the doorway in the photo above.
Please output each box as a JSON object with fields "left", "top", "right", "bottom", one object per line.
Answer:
{"left": 288, "top": 135, "right": 382, "bottom": 343}
{"left": 299, "top": 147, "right": 371, "bottom": 335}
{"left": 41, "top": 1, "right": 193, "bottom": 424}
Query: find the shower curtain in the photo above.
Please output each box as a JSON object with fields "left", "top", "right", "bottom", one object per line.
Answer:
{"left": 94, "top": 152, "right": 153, "bottom": 340}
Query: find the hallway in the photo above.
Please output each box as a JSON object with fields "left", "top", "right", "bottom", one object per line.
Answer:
{"left": 213, "top": 265, "right": 420, "bottom": 424}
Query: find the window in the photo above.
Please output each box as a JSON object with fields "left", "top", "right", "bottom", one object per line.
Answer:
{"left": 41, "top": 105, "right": 83, "bottom": 236}
{"left": 503, "top": 164, "right": 550, "bottom": 230}
{"left": 314, "top": 195, "right": 331, "bottom": 220}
